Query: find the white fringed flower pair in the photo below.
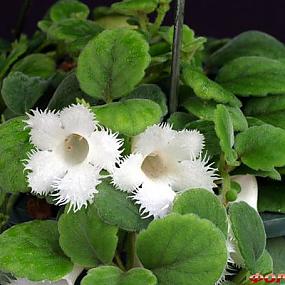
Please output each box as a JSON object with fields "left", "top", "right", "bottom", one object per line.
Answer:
{"left": 24, "top": 104, "right": 218, "bottom": 217}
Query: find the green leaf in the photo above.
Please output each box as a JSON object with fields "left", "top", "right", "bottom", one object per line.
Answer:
{"left": 214, "top": 104, "right": 238, "bottom": 166}
{"left": 95, "top": 180, "right": 152, "bottom": 232}
{"left": 50, "top": 0, "right": 89, "bottom": 22}
{"left": 258, "top": 180, "right": 285, "bottom": 214}
{"left": 167, "top": 112, "right": 194, "bottom": 130}
{"left": 181, "top": 97, "right": 248, "bottom": 131}
{"left": 186, "top": 120, "right": 221, "bottom": 156}
{"left": 229, "top": 202, "right": 266, "bottom": 272}
{"left": 172, "top": 189, "right": 228, "bottom": 237}
{"left": 207, "top": 31, "right": 285, "bottom": 67}
{"left": 0, "top": 118, "right": 32, "bottom": 193}
{"left": 182, "top": 66, "right": 241, "bottom": 107}
{"left": 92, "top": 99, "right": 162, "bottom": 136}
{"left": 111, "top": 0, "right": 158, "bottom": 15}
{"left": 255, "top": 250, "right": 273, "bottom": 274}
{"left": 58, "top": 202, "right": 118, "bottom": 267}
{"left": 216, "top": 56, "right": 285, "bottom": 96}
{"left": 267, "top": 237, "right": 285, "bottom": 272}
{"left": 136, "top": 213, "right": 227, "bottom": 285}
{"left": 123, "top": 84, "right": 167, "bottom": 116}
{"left": 48, "top": 72, "right": 94, "bottom": 110}
{"left": 47, "top": 19, "right": 103, "bottom": 50}
{"left": 2, "top": 72, "right": 48, "bottom": 114}
{"left": 82, "top": 266, "right": 157, "bottom": 285}
{"left": 0, "top": 220, "right": 73, "bottom": 281}
{"left": 77, "top": 29, "right": 151, "bottom": 101}
{"left": 235, "top": 125, "right": 285, "bottom": 171}
{"left": 11, "top": 54, "right": 55, "bottom": 79}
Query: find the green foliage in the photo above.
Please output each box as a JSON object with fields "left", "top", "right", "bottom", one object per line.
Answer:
{"left": 95, "top": 180, "right": 152, "bottom": 232}
{"left": 182, "top": 66, "right": 241, "bottom": 107}
{"left": 267, "top": 237, "right": 285, "bottom": 272}
{"left": 229, "top": 202, "right": 266, "bottom": 272}
{"left": 111, "top": 0, "right": 159, "bottom": 15}
{"left": 168, "top": 112, "right": 194, "bottom": 130}
{"left": 214, "top": 104, "right": 239, "bottom": 166}
{"left": 136, "top": 213, "right": 227, "bottom": 285}
{"left": 235, "top": 125, "right": 285, "bottom": 171}
{"left": 216, "top": 56, "right": 285, "bottom": 96}
{"left": 172, "top": 189, "right": 228, "bottom": 237}
{"left": 11, "top": 54, "right": 56, "bottom": 79}
{"left": 92, "top": 99, "right": 162, "bottom": 136}
{"left": 77, "top": 29, "right": 151, "bottom": 101}
{"left": 0, "top": 118, "right": 32, "bottom": 193}
{"left": 82, "top": 266, "right": 157, "bottom": 285}
{"left": 207, "top": 31, "right": 285, "bottom": 67}
{"left": 255, "top": 250, "right": 273, "bottom": 274}
{"left": 0, "top": 220, "right": 73, "bottom": 281}
{"left": 58, "top": 202, "right": 118, "bottom": 267}
{"left": 50, "top": 0, "right": 90, "bottom": 22}
{"left": 2, "top": 72, "right": 48, "bottom": 114}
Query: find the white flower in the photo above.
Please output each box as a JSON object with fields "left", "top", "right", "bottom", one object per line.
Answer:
{"left": 24, "top": 104, "right": 123, "bottom": 211}
{"left": 111, "top": 123, "right": 218, "bottom": 218}
{"left": 9, "top": 266, "right": 83, "bottom": 285}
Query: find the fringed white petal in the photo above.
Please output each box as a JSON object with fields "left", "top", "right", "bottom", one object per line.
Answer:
{"left": 60, "top": 104, "right": 97, "bottom": 137}
{"left": 173, "top": 156, "right": 218, "bottom": 192}
{"left": 231, "top": 175, "right": 258, "bottom": 211}
{"left": 132, "top": 123, "right": 176, "bottom": 156}
{"left": 24, "top": 150, "right": 67, "bottom": 195}
{"left": 24, "top": 109, "right": 66, "bottom": 150}
{"left": 52, "top": 163, "right": 101, "bottom": 211}
{"left": 167, "top": 129, "right": 205, "bottom": 160}
{"left": 88, "top": 128, "right": 123, "bottom": 172}
{"left": 132, "top": 180, "right": 176, "bottom": 219}
{"left": 111, "top": 153, "right": 145, "bottom": 192}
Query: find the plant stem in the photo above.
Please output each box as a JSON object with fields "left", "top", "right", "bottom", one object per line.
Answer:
{"left": 14, "top": 0, "right": 32, "bottom": 39}
{"left": 152, "top": 3, "right": 170, "bottom": 34}
{"left": 169, "top": 0, "right": 185, "bottom": 114}
{"left": 219, "top": 154, "right": 231, "bottom": 205}
{"left": 114, "top": 251, "right": 126, "bottom": 271}
{"left": 137, "top": 13, "right": 149, "bottom": 33}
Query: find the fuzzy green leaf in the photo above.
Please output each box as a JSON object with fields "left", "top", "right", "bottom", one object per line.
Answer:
{"left": 92, "top": 99, "right": 162, "bottom": 136}
{"left": 214, "top": 104, "right": 239, "bottom": 166}
{"left": 0, "top": 220, "right": 73, "bottom": 281}
{"left": 82, "top": 266, "right": 157, "bottom": 285}
{"left": 50, "top": 0, "right": 89, "bottom": 22}
{"left": 77, "top": 29, "right": 151, "bottom": 101}
{"left": 207, "top": 31, "right": 285, "bottom": 67}
{"left": 168, "top": 112, "right": 194, "bottom": 130}
{"left": 111, "top": 0, "right": 158, "bottom": 15}
{"left": 255, "top": 250, "right": 273, "bottom": 274}
{"left": 235, "top": 125, "right": 285, "bottom": 171}
{"left": 136, "top": 213, "right": 227, "bottom": 285}
{"left": 0, "top": 118, "right": 32, "bottom": 193}
{"left": 229, "top": 202, "right": 266, "bottom": 272}
{"left": 267, "top": 237, "right": 285, "bottom": 272}
{"left": 95, "top": 180, "right": 152, "bottom": 232}
{"left": 2, "top": 72, "right": 48, "bottom": 114}
{"left": 216, "top": 56, "right": 285, "bottom": 96}
{"left": 12, "top": 54, "right": 56, "bottom": 79}
{"left": 182, "top": 66, "right": 241, "bottom": 107}
{"left": 172, "top": 189, "right": 228, "bottom": 237}
{"left": 58, "top": 203, "right": 118, "bottom": 267}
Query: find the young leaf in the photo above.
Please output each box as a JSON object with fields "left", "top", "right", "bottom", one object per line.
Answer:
{"left": 77, "top": 29, "right": 151, "bottom": 101}
{"left": 111, "top": 0, "right": 158, "bottom": 16}
{"left": 92, "top": 99, "right": 162, "bottom": 136}
{"left": 216, "top": 56, "right": 285, "bottom": 96}
{"left": 235, "top": 125, "right": 285, "bottom": 171}
{"left": 95, "top": 180, "right": 152, "bottom": 232}
{"left": 58, "top": 202, "right": 118, "bottom": 267}
{"left": 50, "top": 0, "right": 89, "bottom": 22}
{"left": 0, "top": 220, "right": 73, "bottom": 281}
{"left": 2, "top": 72, "right": 48, "bottom": 115}
{"left": 182, "top": 66, "right": 241, "bottom": 107}
{"left": 11, "top": 54, "right": 56, "bottom": 79}
{"left": 214, "top": 104, "right": 239, "bottom": 166}
{"left": 172, "top": 189, "right": 228, "bottom": 237}
{"left": 123, "top": 84, "right": 168, "bottom": 116}
{"left": 255, "top": 250, "right": 273, "bottom": 274}
{"left": 207, "top": 31, "right": 285, "bottom": 67}
{"left": 229, "top": 202, "right": 266, "bottom": 272}
{"left": 0, "top": 117, "right": 32, "bottom": 193}
{"left": 181, "top": 97, "right": 248, "bottom": 131}
{"left": 136, "top": 213, "right": 227, "bottom": 285}
{"left": 82, "top": 266, "right": 157, "bottom": 285}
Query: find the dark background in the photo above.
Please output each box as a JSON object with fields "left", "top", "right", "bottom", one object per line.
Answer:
{"left": 1, "top": 0, "right": 285, "bottom": 42}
